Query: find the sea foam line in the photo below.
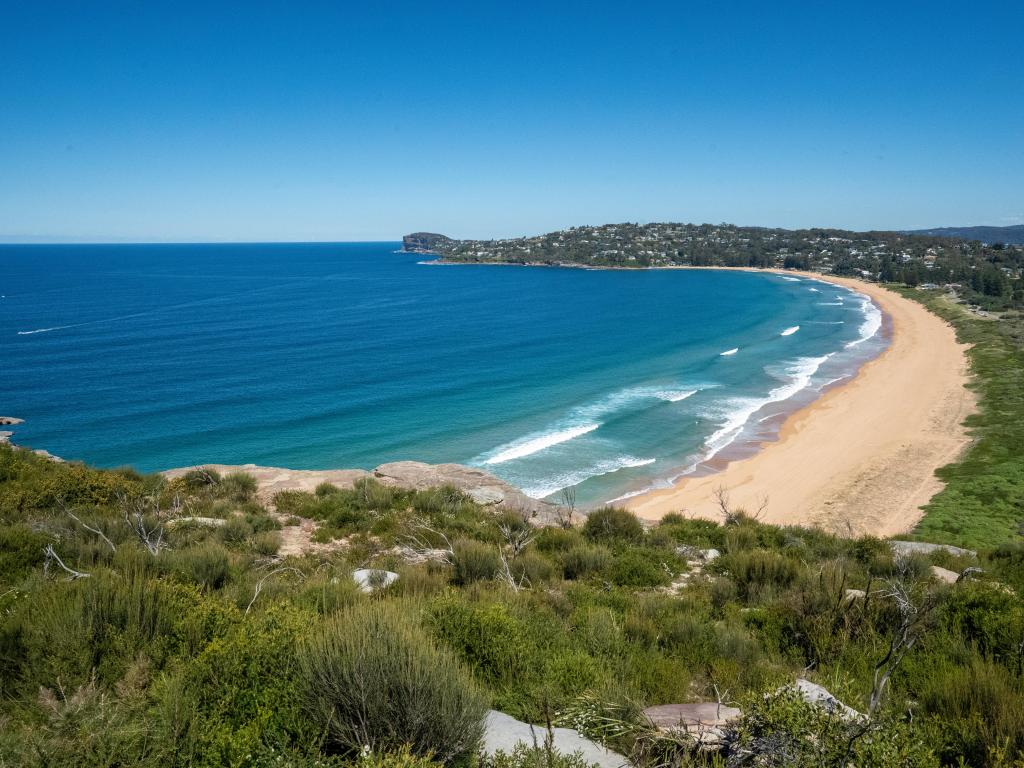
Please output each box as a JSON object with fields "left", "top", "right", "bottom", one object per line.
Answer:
{"left": 522, "top": 456, "right": 656, "bottom": 499}
{"left": 479, "top": 385, "right": 699, "bottom": 465}
{"left": 701, "top": 354, "right": 831, "bottom": 462}
{"left": 483, "top": 423, "right": 600, "bottom": 465}
{"left": 844, "top": 295, "right": 882, "bottom": 348}
{"left": 720, "top": 347, "right": 739, "bottom": 356}
{"left": 780, "top": 326, "right": 800, "bottom": 336}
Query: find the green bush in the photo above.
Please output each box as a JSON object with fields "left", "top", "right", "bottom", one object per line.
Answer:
{"left": 220, "top": 471, "right": 258, "bottom": 501}
{"left": 183, "top": 467, "right": 221, "bottom": 489}
{"left": 218, "top": 516, "right": 255, "bottom": 546}
{"left": 452, "top": 539, "right": 500, "bottom": 585}
{"left": 560, "top": 545, "right": 610, "bottom": 580}
{"left": 717, "top": 549, "right": 801, "bottom": 596}
{"left": 0, "top": 524, "right": 49, "bottom": 583}
{"left": 510, "top": 551, "right": 555, "bottom": 585}
{"left": 582, "top": 507, "right": 644, "bottom": 544}
{"left": 252, "top": 531, "right": 282, "bottom": 557}
{"left": 166, "top": 542, "right": 232, "bottom": 590}
{"left": 608, "top": 550, "right": 670, "bottom": 588}
{"left": 299, "top": 602, "right": 487, "bottom": 763}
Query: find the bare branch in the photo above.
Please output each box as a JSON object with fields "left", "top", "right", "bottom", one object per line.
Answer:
{"left": 43, "top": 544, "right": 90, "bottom": 580}
{"left": 245, "top": 566, "right": 305, "bottom": 615}
{"left": 61, "top": 502, "right": 116, "bottom": 552}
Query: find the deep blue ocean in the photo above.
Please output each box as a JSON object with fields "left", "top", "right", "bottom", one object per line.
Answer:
{"left": 0, "top": 243, "right": 885, "bottom": 505}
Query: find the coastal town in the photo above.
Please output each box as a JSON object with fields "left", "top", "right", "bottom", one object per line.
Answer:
{"left": 405, "top": 223, "right": 1023, "bottom": 308}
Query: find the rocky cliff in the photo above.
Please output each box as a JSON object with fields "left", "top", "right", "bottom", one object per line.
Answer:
{"left": 402, "top": 232, "right": 452, "bottom": 254}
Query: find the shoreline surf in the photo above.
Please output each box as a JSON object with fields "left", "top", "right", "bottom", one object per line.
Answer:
{"left": 622, "top": 270, "right": 976, "bottom": 536}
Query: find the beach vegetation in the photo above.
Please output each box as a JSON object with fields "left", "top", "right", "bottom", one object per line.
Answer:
{"left": 2, "top": 443, "right": 1024, "bottom": 766}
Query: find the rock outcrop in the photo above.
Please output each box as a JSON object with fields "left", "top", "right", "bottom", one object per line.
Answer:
{"left": 643, "top": 702, "right": 741, "bottom": 746}
{"left": 163, "top": 460, "right": 558, "bottom": 523}
{"left": 402, "top": 232, "right": 452, "bottom": 254}
{"left": 890, "top": 540, "right": 976, "bottom": 559}
{"left": 351, "top": 568, "right": 399, "bottom": 593}
{"left": 481, "top": 710, "right": 627, "bottom": 768}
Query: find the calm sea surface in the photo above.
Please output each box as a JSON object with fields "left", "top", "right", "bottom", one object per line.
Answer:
{"left": 0, "top": 243, "right": 885, "bottom": 505}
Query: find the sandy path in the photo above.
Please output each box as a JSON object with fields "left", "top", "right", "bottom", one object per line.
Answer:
{"left": 625, "top": 273, "right": 976, "bottom": 537}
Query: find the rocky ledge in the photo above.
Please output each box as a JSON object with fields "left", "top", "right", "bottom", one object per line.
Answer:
{"left": 163, "top": 460, "right": 559, "bottom": 524}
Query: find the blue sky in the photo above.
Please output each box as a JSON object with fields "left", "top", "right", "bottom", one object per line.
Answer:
{"left": 1, "top": 0, "right": 1021, "bottom": 242}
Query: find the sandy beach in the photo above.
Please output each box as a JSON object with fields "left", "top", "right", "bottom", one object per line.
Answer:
{"left": 626, "top": 272, "right": 977, "bottom": 537}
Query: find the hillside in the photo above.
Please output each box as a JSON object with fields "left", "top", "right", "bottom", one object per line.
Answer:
{"left": 404, "top": 222, "right": 1024, "bottom": 309}
{"left": 908, "top": 225, "right": 1024, "bottom": 245}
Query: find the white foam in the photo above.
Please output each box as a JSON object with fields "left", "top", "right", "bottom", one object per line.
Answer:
{"left": 808, "top": 287, "right": 820, "bottom": 292}
{"left": 817, "top": 301, "right": 844, "bottom": 306}
{"left": 780, "top": 276, "right": 801, "bottom": 282}
{"left": 652, "top": 389, "right": 697, "bottom": 402}
{"left": 720, "top": 347, "right": 739, "bottom": 356}
{"left": 17, "top": 326, "right": 67, "bottom": 335}
{"left": 701, "top": 355, "right": 830, "bottom": 462}
{"left": 845, "top": 295, "right": 882, "bottom": 348}
{"left": 483, "top": 423, "right": 600, "bottom": 465}
{"left": 522, "top": 456, "right": 656, "bottom": 499}
{"left": 780, "top": 326, "right": 800, "bottom": 336}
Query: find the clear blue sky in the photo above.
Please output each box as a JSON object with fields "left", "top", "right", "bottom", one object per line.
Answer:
{"left": 1, "top": 0, "right": 1021, "bottom": 242}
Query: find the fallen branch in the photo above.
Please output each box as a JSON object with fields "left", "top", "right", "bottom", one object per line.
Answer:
{"left": 246, "top": 566, "right": 305, "bottom": 615}
{"left": 43, "top": 545, "right": 90, "bottom": 580}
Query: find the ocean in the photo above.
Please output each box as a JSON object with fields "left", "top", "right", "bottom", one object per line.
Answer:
{"left": 0, "top": 243, "right": 886, "bottom": 506}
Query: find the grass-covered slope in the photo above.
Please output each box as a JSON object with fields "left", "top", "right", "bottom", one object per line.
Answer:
{"left": 2, "top": 445, "right": 1024, "bottom": 767}
{"left": 896, "top": 290, "right": 1024, "bottom": 549}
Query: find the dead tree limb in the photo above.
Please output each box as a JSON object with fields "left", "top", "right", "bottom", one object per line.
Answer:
{"left": 61, "top": 502, "right": 116, "bottom": 552}
{"left": 43, "top": 544, "right": 90, "bottom": 580}
{"left": 245, "top": 566, "right": 305, "bottom": 615}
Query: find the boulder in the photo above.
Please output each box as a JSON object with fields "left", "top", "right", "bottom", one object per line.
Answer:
{"left": 643, "top": 702, "right": 741, "bottom": 745}
{"left": 0, "top": 417, "right": 24, "bottom": 426}
{"left": 890, "top": 540, "right": 976, "bottom": 559}
{"left": 843, "top": 588, "right": 867, "bottom": 602}
{"left": 931, "top": 565, "right": 960, "bottom": 584}
{"left": 701, "top": 548, "right": 721, "bottom": 562}
{"left": 481, "top": 710, "right": 627, "bottom": 768}
{"left": 351, "top": 568, "right": 399, "bottom": 593}
{"left": 794, "top": 679, "right": 864, "bottom": 721}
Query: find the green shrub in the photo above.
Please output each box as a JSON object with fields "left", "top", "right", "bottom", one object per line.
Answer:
{"left": 717, "top": 549, "right": 801, "bottom": 596}
{"left": 510, "top": 551, "right": 555, "bottom": 585}
{"left": 220, "top": 471, "right": 258, "bottom": 501}
{"left": 183, "top": 467, "right": 221, "bottom": 489}
{"left": 167, "top": 542, "right": 232, "bottom": 589}
{"left": 252, "top": 530, "right": 282, "bottom": 557}
{"left": 452, "top": 539, "right": 500, "bottom": 585}
{"left": 561, "top": 545, "right": 610, "bottom": 580}
{"left": 299, "top": 602, "right": 487, "bottom": 763}
{"left": 481, "top": 745, "right": 601, "bottom": 768}
{"left": 608, "top": 550, "right": 670, "bottom": 588}
{"left": 0, "top": 524, "right": 49, "bottom": 583}
{"left": 582, "top": 507, "right": 643, "bottom": 544}
{"left": 218, "top": 515, "right": 255, "bottom": 546}
{"left": 534, "top": 527, "right": 584, "bottom": 553}
{"left": 315, "top": 481, "right": 341, "bottom": 497}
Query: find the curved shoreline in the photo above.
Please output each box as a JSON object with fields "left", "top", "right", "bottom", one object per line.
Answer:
{"left": 625, "top": 270, "right": 977, "bottom": 536}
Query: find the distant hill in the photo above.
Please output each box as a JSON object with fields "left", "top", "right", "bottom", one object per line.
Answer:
{"left": 907, "top": 225, "right": 1024, "bottom": 245}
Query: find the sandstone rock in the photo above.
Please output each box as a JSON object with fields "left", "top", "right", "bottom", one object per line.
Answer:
{"left": 469, "top": 486, "right": 506, "bottom": 505}
{"left": 643, "top": 702, "right": 741, "bottom": 745}
{"left": 794, "top": 679, "right": 864, "bottom": 721}
{"left": 701, "top": 548, "right": 721, "bottom": 562}
{"left": 0, "top": 431, "right": 12, "bottom": 445}
{"left": 0, "top": 417, "right": 24, "bottom": 426}
{"left": 844, "top": 588, "right": 867, "bottom": 602}
{"left": 351, "top": 568, "right": 399, "bottom": 593}
{"left": 890, "top": 540, "right": 976, "bottom": 559}
{"left": 167, "top": 516, "right": 227, "bottom": 527}
{"left": 482, "top": 710, "right": 627, "bottom": 768}
{"left": 931, "top": 565, "right": 960, "bottom": 584}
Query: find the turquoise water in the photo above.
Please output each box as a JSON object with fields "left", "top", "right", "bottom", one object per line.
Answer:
{"left": 0, "top": 243, "right": 885, "bottom": 505}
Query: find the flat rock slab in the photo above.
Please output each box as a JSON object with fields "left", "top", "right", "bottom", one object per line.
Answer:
{"left": 482, "top": 710, "right": 628, "bottom": 768}
{"left": 931, "top": 565, "right": 960, "bottom": 584}
{"left": 351, "top": 568, "right": 399, "bottom": 593}
{"left": 0, "top": 417, "right": 24, "bottom": 426}
{"left": 163, "top": 461, "right": 558, "bottom": 522}
{"left": 643, "top": 702, "right": 741, "bottom": 730}
{"left": 890, "top": 540, "right": 976, "bottom": 559}
{"left": 794, "top": 679, "right": 864, "bottom": 721}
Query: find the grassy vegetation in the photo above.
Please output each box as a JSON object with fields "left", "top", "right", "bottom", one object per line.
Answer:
{"left": 892, "top": 288, "right": 1024, "bottom": 549}
{"left": 2, "top": 444, "right": 1024, "bottom": 766}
